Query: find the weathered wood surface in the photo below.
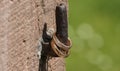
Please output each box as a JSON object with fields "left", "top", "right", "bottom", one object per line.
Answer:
{"left": 0, "top": 0, "right": 68, "bottom": 71}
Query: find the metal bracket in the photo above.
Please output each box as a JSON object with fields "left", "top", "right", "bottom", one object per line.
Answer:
{"left": 37, "top": 23, "right": 55, "bottom": 59}
{"left": 38, "top": 3, "right": 72, "bottom": 71}
{"left": 38, "top": 23, "right": 55, "bottom": 71}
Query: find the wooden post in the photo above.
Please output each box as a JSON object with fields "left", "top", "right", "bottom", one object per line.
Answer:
{"left": 0, "top": 0, "right": 68, "bottom": 71}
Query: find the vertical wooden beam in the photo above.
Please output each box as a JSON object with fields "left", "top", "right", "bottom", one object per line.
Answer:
{"left": 0, "top": 0, "right": 68, "bottom": 71}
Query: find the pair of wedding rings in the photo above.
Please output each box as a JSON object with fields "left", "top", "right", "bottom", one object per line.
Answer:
{"left": 51, "top": 34, "right": 72, "bottom": 58}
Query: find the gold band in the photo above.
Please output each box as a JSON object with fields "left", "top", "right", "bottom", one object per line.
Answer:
{"left": 53, "top": 34, "right": 72, "bottom": 51}
{"left": 50, "top": 33, "right": 72, "bottom": 57}
{"left": 51, "top": 39, "right": 70, "bottom": 57}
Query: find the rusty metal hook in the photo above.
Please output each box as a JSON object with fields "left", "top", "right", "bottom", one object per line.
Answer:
{"left": 39, "top": 3, "right": 72, "bottom": 71}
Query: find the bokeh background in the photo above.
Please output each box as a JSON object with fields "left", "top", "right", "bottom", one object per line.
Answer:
{"left": 66, "top": 0, "right": 120, "bottom": 71}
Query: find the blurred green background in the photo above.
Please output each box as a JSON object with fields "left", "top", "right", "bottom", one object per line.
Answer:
{"left": 66, "top": 0, "right": 120, "bottom": 71}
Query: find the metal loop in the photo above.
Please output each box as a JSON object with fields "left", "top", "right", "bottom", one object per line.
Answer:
{"left": 53, "top": 34, "right": 72, "bottom": 51}
{"left": 41, "top": 38, "right": 49, "bottom": 45}
{"left": 50, "top": 34, "right": 72, "bottom": 57}
{"left": 51, "top": 39, "right": 70, "bottom": 57}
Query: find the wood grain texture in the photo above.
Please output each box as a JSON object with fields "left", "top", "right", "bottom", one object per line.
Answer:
{"left": 0, "top": 0, "right": 68, "bottom": 71}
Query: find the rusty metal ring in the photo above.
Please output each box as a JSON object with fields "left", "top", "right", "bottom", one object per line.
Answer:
{"left": 51, "top": 39, "right": 70, "bottom": 57}
{"left": 53, "top": 34, "right": 72, "bottom": 51}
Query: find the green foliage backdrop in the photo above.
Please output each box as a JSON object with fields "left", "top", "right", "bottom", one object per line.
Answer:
{"left": 66, "top": 0, "right": 120, "bottom": 71}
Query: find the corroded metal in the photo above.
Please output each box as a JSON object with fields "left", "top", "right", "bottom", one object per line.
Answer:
{"left": 56, "top": 3, "right": 68, "bottom": 45}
